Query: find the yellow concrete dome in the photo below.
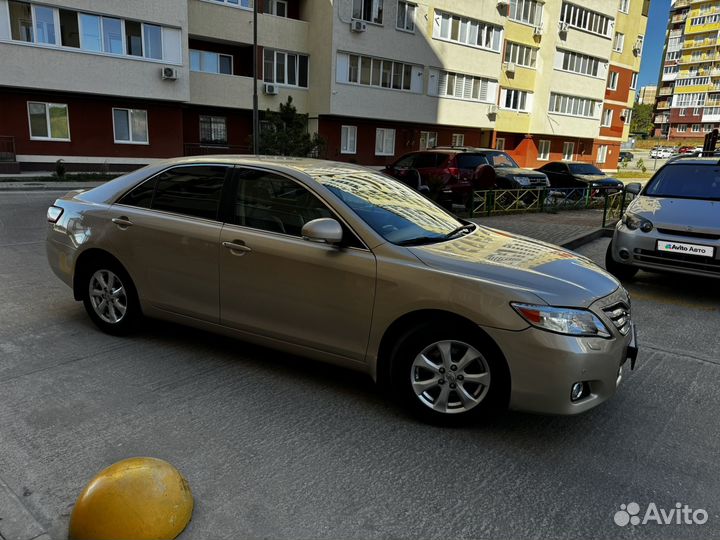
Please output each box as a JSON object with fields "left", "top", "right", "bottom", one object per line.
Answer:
{"left": 68, "top": 457, "right": 193, "bottom": 540}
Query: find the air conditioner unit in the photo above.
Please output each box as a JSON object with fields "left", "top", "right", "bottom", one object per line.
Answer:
{"left": 505, "top": 62, "right": 516, "bottom": 74}
{"left": 558, "top": 21, "right": 569, "bottom": 33}
{"left": 533, "top": 25, "right": 544, "bottom": 36}
{"left": 263, "top": 83, "right": 279, "bottom": 95}
{"left": 350, "top": 19, "right": 367, "bottom": 32}
{"left": 488, "top": 104, "right": 499, "bottom": 115}
{"left": 161, "top": 67, "right": 178, "bottom": 80}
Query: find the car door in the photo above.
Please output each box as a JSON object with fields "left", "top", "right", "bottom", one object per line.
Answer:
{"left": 218, "top": 168, "right": 377, "bottom": 362}
{"left": 110, "top": 164, "right": 231, "bottom": 323}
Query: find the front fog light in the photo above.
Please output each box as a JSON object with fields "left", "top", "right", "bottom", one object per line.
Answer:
{"left": 571, "top": 382, "right": 587, "bottom": 402}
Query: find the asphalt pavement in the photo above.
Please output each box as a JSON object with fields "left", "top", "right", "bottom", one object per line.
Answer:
{"left": 1, "top": 191, "right": 719, "bottom": 540}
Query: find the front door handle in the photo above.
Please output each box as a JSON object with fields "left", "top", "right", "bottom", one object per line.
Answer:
{"left": 222, "top": 241, "right": 252, "bottom": 253}
{"left": 112, "top": 217, "right": 133, "bottom": 228}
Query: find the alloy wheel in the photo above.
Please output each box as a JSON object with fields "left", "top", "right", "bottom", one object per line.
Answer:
{"left": 88, "top": 269, "right": 127, "bottom": 324}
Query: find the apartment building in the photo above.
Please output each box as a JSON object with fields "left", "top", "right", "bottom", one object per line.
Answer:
{"left": 0, "top": 0, "right": 648, "bottom": 174}
{"left": 638, "top": 84, "right": 657, "bottom": 103}
{"left": 652, "top": 0, "right": 720, "bottom": 140}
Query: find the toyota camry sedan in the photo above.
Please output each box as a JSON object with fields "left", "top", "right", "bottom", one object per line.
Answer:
{"left": 47, "top": 157, "right": 637, "bottom": 423}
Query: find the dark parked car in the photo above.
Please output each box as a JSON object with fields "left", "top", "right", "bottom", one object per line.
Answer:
{"left": 383, "top": 148, "right": 549, "bottom": 204}
{"left": 619, "top": 151, "right": 634, "bottom": 162}
{"left": 536, "top": 162, "right": 623, "bottom": 192}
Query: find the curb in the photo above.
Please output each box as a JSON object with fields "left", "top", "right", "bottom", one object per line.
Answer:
{"left": 0, "top": 182, "right": 103, "bottom": 192}
{"left": 560, "top": 227, "right": 614, "bottom": 251}
{"left": 0, "top": 477, "right": 48, "bottom": 540}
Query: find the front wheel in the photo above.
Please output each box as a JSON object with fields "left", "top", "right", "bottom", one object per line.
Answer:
{"left": 605, "top": 241, "right": 639, "bottom": 281}
{"left": 390, "top": 324, "right": 508, "bottom": 425}
{"left": 82, "top": 261, "right": 140, "bottom": 336}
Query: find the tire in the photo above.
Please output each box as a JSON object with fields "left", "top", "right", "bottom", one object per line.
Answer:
{"left": 390, "top": 323, "right": 508, "bottom": 425}
{"left": 605, "top": 241, "right": 639, "bottom": 281}
{"left": 81, "top": 258, "right": 140, "bottom": 336}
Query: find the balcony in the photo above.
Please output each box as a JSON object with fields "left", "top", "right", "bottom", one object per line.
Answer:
{"left": 672, "top": 12, "right": 688, "bottom": 23}
{"left": 657, "top": 101, "right": 671, "bottom": 110}
{"left": 658, "top": 87, "right": 673, "bottom": 96}
{"left": 654, "top": 115, "right": 669, "bottom": 123}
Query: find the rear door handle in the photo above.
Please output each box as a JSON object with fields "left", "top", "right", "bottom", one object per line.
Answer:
{"left": 222, "top": 241, "right": 252, "bottom": 253}
{"left": 112, "top": 217, "right": 133, "bottom": 228}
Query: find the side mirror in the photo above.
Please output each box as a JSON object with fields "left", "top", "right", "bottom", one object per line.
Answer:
{"left": 301, "top": 218, "right": 343, "bottom": 245}
{"left": 625, "top": 182, "right": 642, "bottom": 195}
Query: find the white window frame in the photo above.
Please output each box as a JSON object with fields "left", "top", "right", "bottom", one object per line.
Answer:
{"left": 495, "top": 137, "right": 505, "bottom": 150}
{"left": 434, "top": 70, "right": 498, "bottom": 103}
{"left": 618, "top": 0, "right": 630, "bottom": 14}
{"left": 548, "top": 93, "right": 599, "bottom": 119}
{"left": 693, "top": 107, "right": 701, "bottom": 115}
{"left": 396, "top": 1, "right": 416, "bottom": 32}
{"left": 692, "top": 123, "right": 701, "bottom": 132}
{"left": 562, "top": 141, "right": 575, "bottom": 161}
{"left": 630, "top": 72, "right": 638, "bottom": 89}
{"left": 451, "top": 133, "right": 465, "bottom": 147}
{"left": 353, "top": 0, "right": 384, "bottom": 24}
{"left": 556, "top": 49, "right": 606, "bottom": 78}
{"left": 32, "top": 4, "right": 59, "bottom": 46}
{"left": 375, "top": 128, "right": 395, "bottom": 156}
{"left": 597, "top": 145, "right": 608, "bottom": 164}
{"left": 199, "top": 115, "right": 227, "bottom": 145}
{"left": 344, "top": 54, "right": 418, "bottom": 93}
{"left": 601, "top": 109, "right": 614, "bottom": 127}
{"left": 264, "top": 0, "right": 288, "bottom": 17}
{"left": 500, "top": 88, "right": 530, "bottom": 112}
{"left": 433, "top": 10, "right": 504, "bottom": 53}
{"left": 190, "top": 50, "right": 234, "bottom": 75}
{"left": 206, "top": 0, "right": 252, "bottom": 9}
{"left": 27, "top": 101, "right": 70, "bottom": 141}
{"left": 419, "top": 131, "right": 438, "bottom": 150}
{"left": 263, "top": 49, "right": 309, "bottom": 88}
{"left": 538, "top": 139, "right": 551, "bottom": 161}
{"left": 341, "top": 125, "right": 357, "bottom": 154}
{"left": 624, "top": 109, "right": 632, "bottom": 125}
{"left": 677, "top": 124, "right": 687, "bottom": 132}
{"left": 560, "top": 2, "right": 614, "bottom": 38}
{"left": 607, "top": 71, "right": 619, "bottom": 90}
{"left": 613, "top": 32, "right": 624, "bottom": 52}
{"left": 508, "top": 0, "right": 543, "bottom": 26}
{"left": 504, "top": 41, "right": 537, "bottom": 68}
{"left": 112, "top": 108, "right": 149, "bottom": 145}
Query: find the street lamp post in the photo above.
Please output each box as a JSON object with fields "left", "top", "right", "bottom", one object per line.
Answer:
{"left": 252, "top": 0, "right": 259, "bottom": 155}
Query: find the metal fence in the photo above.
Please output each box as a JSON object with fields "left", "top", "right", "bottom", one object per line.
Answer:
{"left": 459, "top": 186, "right": 635, "bottom": 228}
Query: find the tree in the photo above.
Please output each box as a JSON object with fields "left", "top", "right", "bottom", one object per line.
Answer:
{"left": 257, "top": 96, "right": 325, "bottom": 157}
{"left": 630, "top": 103, "right": 654, "bottom": 137}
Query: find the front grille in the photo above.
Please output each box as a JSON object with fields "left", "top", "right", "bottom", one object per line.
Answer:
{"left": 603, "top": 302, "right": 632, "bottom": 336}
{"left": 657, "top": 228, "right": 720, "bottom": 241}
{"left": 635, "top": 248, "right": 720, "bottom": 274}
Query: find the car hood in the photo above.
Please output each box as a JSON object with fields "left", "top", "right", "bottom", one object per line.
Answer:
{"left": 495, "top": 167, "right": 547, "bottom": 178}
{"left": 408, "top": 226, "right": 619, "bottom": 308}
{"left": 627, "top": 196, "right": 720, "bottom": 231}
{"left": 574, "top": 174, "right": 621, "bottom": 185}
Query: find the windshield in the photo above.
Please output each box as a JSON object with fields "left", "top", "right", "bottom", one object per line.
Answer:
{"left": 569, "top": 164, "right": 603, "bottom": 175}
{"left": 312, "top": 169, "right": 466, "bottom": 245}
{"left": 645, "top": 164, "right": 720, "bottom": 201}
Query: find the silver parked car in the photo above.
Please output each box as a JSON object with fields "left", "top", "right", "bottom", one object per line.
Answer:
{"left": 47, "top": 157, "right": 637, "bottom": 423}
{"left": 607, "top": 157, "right": 720, "bottom": 280}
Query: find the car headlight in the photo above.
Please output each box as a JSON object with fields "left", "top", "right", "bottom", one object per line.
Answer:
{"left": 622, "top": 212, "right": 653, "bottom": 232}
{"left": 511, "top": 303, "right": 611, "bottom": 338}
{"left": 514, "top": 176, "right": 530, "bottom": 186}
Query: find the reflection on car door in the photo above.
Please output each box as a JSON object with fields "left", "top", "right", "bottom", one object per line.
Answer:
{"left": 218, "top": 168, "right": 377, "bottom": 363}
{"left": 111, "top": 164, "right": 230, "bottom": 322}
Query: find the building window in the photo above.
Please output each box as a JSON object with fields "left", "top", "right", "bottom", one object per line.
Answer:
{"left": 607, "top": 71, "right": 619, "bottom": 90}
{"left": 692, "top": 124, "right": 701, "bottom": 132}
{"left": 209, "top": 0, "right": 252, "bottom": 7}
{"left": 556, "top": 49, "right": 606, "bottom": 78}
{"left": 562, "top": 142, "right": 575, "bottom": 161}
{"left": 199, "top": 116, "right": 227, "bottom": 144}
{"left": 613, "top": 32, "right": 624, "bottom": 52}
{"left": 113, "top": 108, "right": 149, "bottom": 144}
{"left": 602, "top": 109, "right": 613, "bottom": 127}
{"left": 263, "top": 49, "right": 309, "bottom": 88}
{"left": 34, "top": 5, "right": 56, "bottom": 44}
{"left": 501, "top": 88, "right": 530, "bottom": 112}
{"left": 27, "top": 102, "right": 70, "bottom": 141}
{"left": 693, "top": 107, "right": 701, "bottom": 115}
{"left": 704, "top": 123, "right": 713, "bottom": 131}
{"left": 190, "top": 50, "right": 233, "bottom": 74}
{"left": 341, "top": 53, "right": 419, "bottom": 92}
{"left": 624, "top": 109, "right": 632, "bottom": 125}
{"left": 538, "top": 140, "right": 550, "bottom": 160}
{"left": 597, "top": 145, "right": 608, "bottom": 164}
{"left": 375, "top": 128, "right": 395, "bottom": 155}
{"left": 433, "top": 70, "right": 498, "bottom": 103}
{"left": 341, "top": 125, "right": 357, "bottom": 154}
{"left": 396, "top": 1, "right": 415, "bottom": 32}
{"left": 504, "top": 42, "right": 537, "bottom": 68}
{"left": 634, "top": 35, "right": 644, "bottom": 55}
{"left": 549, "top": 93, "right": 599, "bottom": 118}
{"left": 679, "top": 108, "right": 686, "bottom": 116}
{"left": 630, "top": 72, "right": 638, "bottom": 89}
{"left": 618, "top": 0, "right": 630, "bottom": 13}
{"left": 353, "top": 0, "right": 384, "bottom": 24}
{"left": 9, "top": 1, "right": 33, "bottom": 42}
{"left": 263, "top": 0, "right": 288, "bottom": 17}
{"left": 508, "top": 0, "right": 543, "bottom": 26}
{"left": 560, "top": 2, "right": 613, "bottom": 38}
{"left": 677, "top": 124, "right": 687, "bottom": 132}
{"left": 433, "top": 10, "right": 503, "bottom": 53}
{"left": 495, "top": 138, "right": 505, "bottom": 150}
{"left": 420, "top": 131, "right": 438, "bottom": 150}
{"left": 672, "top": 93, "right": 705, "bottom": 107}
{"left": 452, "top": 133, "right": 465, "bottom": 146}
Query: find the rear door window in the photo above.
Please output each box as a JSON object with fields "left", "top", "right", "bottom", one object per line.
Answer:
{"left": 456, "top": 153, "right": 490, "bottom": 170}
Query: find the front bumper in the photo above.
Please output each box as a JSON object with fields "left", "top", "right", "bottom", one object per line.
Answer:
{"left": 482, "top": 321, "right": 636, "bottom": 415}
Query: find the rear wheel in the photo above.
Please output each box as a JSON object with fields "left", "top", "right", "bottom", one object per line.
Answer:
{"left": 81, "top": 260, "right": 140, "bottom": 335}
{"left": 605, "top": 241, "right": 639, "bottom": 281}
{"left": 390, "top": 323, "right": 508, "bottom": 425}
